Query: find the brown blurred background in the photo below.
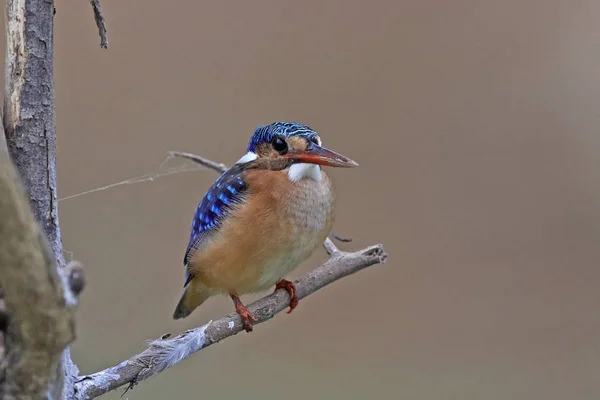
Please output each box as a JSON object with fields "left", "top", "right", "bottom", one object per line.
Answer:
{"left": 5, "top": 0, "right": 600, "bottom": 398}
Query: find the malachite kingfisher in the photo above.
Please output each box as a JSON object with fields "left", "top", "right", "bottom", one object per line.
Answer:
{"left": 173, "top": 122, "right": 358, "bottom": 332}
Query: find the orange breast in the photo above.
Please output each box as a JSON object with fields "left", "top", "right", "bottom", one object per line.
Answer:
{"left": 188, "top": 169, "right": 335, "bottom": 294}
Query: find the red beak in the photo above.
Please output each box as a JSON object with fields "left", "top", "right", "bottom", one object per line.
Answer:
{"left": 283, "top": 143, "right": 358, "bottom": 168}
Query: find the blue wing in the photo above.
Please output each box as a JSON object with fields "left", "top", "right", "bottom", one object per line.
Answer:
{"left": 182, "top": 165, "right": 249, "bottom": 286}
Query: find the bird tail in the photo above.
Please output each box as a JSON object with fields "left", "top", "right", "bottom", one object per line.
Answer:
{"left": 173, "top": 280, "right": 211, "bottom": 319}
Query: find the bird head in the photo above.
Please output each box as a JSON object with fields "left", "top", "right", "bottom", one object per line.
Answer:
{"left": 237, "top": 122, "right": 358, "bottom": 172}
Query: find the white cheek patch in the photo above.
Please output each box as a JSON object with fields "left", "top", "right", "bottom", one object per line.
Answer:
{"left": 288, "top": 163, "right": 322, "bottom": 182}
{"left": 236, "top": 151, "right": 258, "bottom": 164}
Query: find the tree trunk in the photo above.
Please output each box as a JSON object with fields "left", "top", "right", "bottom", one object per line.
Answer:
{"left": 1, "top": 0, "right": 78, "bottom": 398}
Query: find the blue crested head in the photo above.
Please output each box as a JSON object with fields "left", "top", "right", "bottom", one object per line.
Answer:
{"left": 247, "top": 122, "right": 320, "bottom": 153}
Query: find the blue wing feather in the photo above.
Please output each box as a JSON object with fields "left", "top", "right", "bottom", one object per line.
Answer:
{"left": 183, "top": 165, "right": 249, "bottom": 285}
{"left": 181, "top": 121, "right": 318, "bottom": 287}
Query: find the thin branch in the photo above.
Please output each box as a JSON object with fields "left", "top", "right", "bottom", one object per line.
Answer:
{"left": 74, "top": 243, "right": 386, "bottom": 400}
{"left": 88, "top": 0, "right": 108, "bottom": 49}
{"left": 323, "top": 237, "right": 340, "bottom": 256}
{"left": 73, "top": 152, "right": 387, "bottom": 399}
{"left": 329, "top": 232, "right": 352, "bottom": 243}
{"left": 168, "top": 151, "right": 228, "bottom": 173}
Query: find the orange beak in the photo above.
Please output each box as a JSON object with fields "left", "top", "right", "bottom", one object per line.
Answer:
{"left": 283, "top": 143, "right": 359, "bottom": 168}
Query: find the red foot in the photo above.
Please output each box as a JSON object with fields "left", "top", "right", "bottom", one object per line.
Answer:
{"left": 230, "top": 293, "right": 257, "bottom": 332}
{"left": 275, "top": 279, "right": 299, "bottom": 314}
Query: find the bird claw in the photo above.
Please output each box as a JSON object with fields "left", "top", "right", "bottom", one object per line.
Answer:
{"left": 275, "top": 279, "right": 299, "bottom": 314}
{"left": 240, "top": 309, "right": 257, "bottom": 333}
{"left": 231, "top": 293, "right": 256, "bottom": 332}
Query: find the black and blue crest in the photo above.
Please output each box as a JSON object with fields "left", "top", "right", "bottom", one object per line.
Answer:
{"left": 247, "top": 122, "right": 320, "bottom": 152}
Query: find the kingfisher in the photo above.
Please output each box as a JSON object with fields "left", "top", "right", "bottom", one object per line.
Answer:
{"left": 172, "top": 122, "right": 358, "bottom": 332}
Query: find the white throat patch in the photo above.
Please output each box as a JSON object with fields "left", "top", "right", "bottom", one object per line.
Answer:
{"left": 236, "top": 151, "right": 258, "bottom": 164}
{"left": 288, "top": 163, "right": 322, "bottom": 182}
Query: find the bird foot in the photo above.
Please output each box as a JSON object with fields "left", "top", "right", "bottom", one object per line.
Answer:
{"left": 275, "top": 279, "right": 299, "bottom": 314}
{"left": 230, "top": 294, "right": 257, "bottom": 332}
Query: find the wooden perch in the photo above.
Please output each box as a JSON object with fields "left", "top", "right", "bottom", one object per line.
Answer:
{"left": 73, "top": 152, "right": 387, "bottom": 399}
{"left": 75, "top": 237, "right": 385, "bottom": 399}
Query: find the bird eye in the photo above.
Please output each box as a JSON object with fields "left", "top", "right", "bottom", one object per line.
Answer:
{"left": 271, "top": 136, "right": 288, "bottom": 155}
{"left": 310, "top": 137, "right": 320, "bottom": 145}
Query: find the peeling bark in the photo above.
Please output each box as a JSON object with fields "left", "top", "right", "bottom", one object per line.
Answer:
{"left": 2, "top": 1, "right": 79, "bottom": 398}
{"left": 4, "top": 0, "right": 64, "bottom": 272}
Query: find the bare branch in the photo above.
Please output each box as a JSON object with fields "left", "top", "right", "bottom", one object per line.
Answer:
{"left": 329, "top": 233, "right": 352, "bottom": 243}
{"left": 74, "top": 243, "right": 386, "bottom": 400}
{"left": 88, "top": 0, "right": 108, "bottom": 49}
{"left": 169, "top": 151, "right": 228, "bottom": 173}
{"left": 324, "top": 237, "right": 340, "bottom": 256}
{"left": 0, "top": 118, "right": 76, "bottom": 398}
{"left": 73, "top": 152, "right": 387, "bottom": 399}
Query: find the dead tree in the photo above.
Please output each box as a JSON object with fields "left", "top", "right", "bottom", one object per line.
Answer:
{"left": 0, "top": 1, "right": 387, "bottom": 399}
